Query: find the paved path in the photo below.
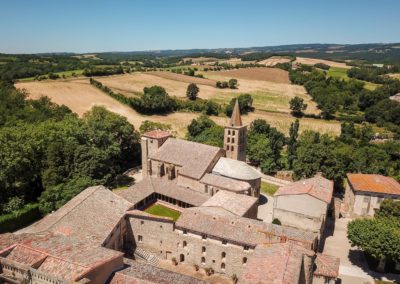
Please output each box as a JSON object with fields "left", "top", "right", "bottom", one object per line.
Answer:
{"left": 257, "top": 193, "right": 273, "bottom": 223}
{"left": 323, "top": 218, "right": 400, "bottom": 284}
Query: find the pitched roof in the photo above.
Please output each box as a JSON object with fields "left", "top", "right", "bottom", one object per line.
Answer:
{"left": 18, "top": 186, "right": 133, "bottom": 243}
{"left": 116, "top": 177, "right": 210, "bottom": 207}
{"left": 347, "top": 173, "right": 400, "bottom": 195}
{"left": 149, "top": 138, "right": 222, "bottom": 180}
{"left": 200, "top": 173, "right": 251, "bottom": 192}
{"left": 275, "top": 175, "right": 333, "bottom": 204}
{"left": 142, "top": 129, "right": 171, "bottom": 139}
{"left": 230, "top": 99, "right": 242, "bottom": 127}
{"left": 0, "top": 233, "right": 123, "bottom": 282}
{"left": 175, "top": 207, "right": 316, "bottom": 247}
{"left": 212, "top": 157, "right": 260, "bottom": 181}
{"left": 239, "top": 243, "right": 314, "bottom": 284}
{"left": 109, "top": 258, "right": 209, "bottom": 284}
{"left": 314, "top": 253, "right": 340, "bottom": 279}
{"left": 201, "top": 190, "right": 257, "bottom": 217}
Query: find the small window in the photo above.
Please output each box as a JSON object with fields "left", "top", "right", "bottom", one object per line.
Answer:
{"left": 183, "top": 241, "right": 187, "bottom": 248}
{"left": 221, "top": 263, "right": 225, "bottom": 270}
{"left": 222, "top": 240, "right": 227, "bottom": 245}
{"left": 231, "top": 146, "right": 234, "bottom": 151}
{"left": 243, "top": 246, "right": 249, "bottom": 251}
{"left": 227, "top": 137, "right": 230, "bottom": 143}
{"left": 243, "top": 257, "right": 247, "bottom": 264}
{"left": 202, "top": 246, "right": 206, "bottom": 253}
{"left": 201, "top": 257, "right": 205, "bottom": 264}
{"left": 160, "top": 225, "right": 163, "bottom": 229}
{"left": 183, "top": 230, "right": 187, "bottom": 235}
{"left": 228, "top": 130, "right": 231, "bottom": 135}
{"left": 202, "top": 234, "right": 207, "bottom": 240}
{"left": 232, "top": 138, "right": 235, "bottom": 143}
{"left": 221, "top": 252, "right": 226, "bottom": 258}
{"left": 141, "top": 220, "right": 144, "bottom": 225}
{"left": 232, "top": 130, "right": 235, "bottom": 135}
{"left": 138, "top": 235, "right": 143, "bottom": 242}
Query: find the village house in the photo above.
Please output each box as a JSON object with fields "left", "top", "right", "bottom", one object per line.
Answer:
{"left": 343, "top": 173, "right": 400, "bottom": 217}
{"left": 272, "top": 175, "right": 334, "bottom": 236}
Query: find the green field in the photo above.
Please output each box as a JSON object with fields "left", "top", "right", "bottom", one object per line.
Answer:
{"left": 18, "top": 69, "right": 84, "bottom": 82}
{"left": 327, "top": 67, "right": 379, "bottom": 90}
{"left": 145, "top": 204, "right": 181, "bottom": 221}
{"left": 260, "top": 181, "right": 279, "bottom": 196}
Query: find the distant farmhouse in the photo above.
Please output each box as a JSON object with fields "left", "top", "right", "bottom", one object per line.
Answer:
{"left": 0, "top": 101, "right": 339, "bottom": 284}
{"left": 343, "top": 173, "right": 400, "bottom": 217}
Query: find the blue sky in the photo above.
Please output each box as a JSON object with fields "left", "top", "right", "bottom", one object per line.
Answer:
{"left": 1, "top": 0, "right": 399, "bottom": 53}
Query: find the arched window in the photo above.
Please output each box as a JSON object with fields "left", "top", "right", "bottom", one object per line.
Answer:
{"left": 231, "top": 146, "right": 234, "bottom": 151}
{"left": 243, "top": 257, "right": 247, "bottom": 264}
{"left": 180, "top": 254, "right": 185, "bottom": 262}
{"left": 227, "top": 137, "right": 230, "bottom": 143}
{"left": 221, "top": 252, "right": 226, "bottom": 258}
{"left": 201, "top": 257, "right": 205, "bottom": 264}
{"left": 221, "top": 262, "right": 225, "bottom": 269}
{"left": 183, "top": 241, "right": 187, "bottom": 247}
{"left": 202, "top": 246, "right": 206, "bottom": 253}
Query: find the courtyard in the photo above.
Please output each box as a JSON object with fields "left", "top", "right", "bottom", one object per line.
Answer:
{"left": 144, "top": 203, "right": 182, "bottom": 221}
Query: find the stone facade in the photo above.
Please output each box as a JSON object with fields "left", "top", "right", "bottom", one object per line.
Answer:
{"left": 224, "top": 99, "right": 247, "bottom": 161}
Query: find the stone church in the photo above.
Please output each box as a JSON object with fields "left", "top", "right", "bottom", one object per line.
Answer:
{"left": 0, "top": 100, "right": 339, "bottom": 284}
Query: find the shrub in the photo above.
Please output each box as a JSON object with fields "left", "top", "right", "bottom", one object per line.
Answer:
{"left": 272, "top": 218, "right": 281, "bottom": 225}
{"left": 0, "top": 203, "right": 41, "bottom": 233}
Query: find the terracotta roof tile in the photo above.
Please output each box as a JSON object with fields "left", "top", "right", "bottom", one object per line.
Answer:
{"left": 142, "top": 130, "right": 171, "bottom": 139}
{"left": 201, "top": 190, "right": 257, "bottom": 216}
{"left": 175, "top": 207, "right": 316, "bottom": 247}
{"left": 150, "top": 138, "right": 223, "bottom": 180}
{"left": 314, "top": 253, "right": 340, "bottom": 278}
{"left": 347, "top": 173, "right": 400, "bottom": 195}
{"left": 117, "top": 177, "right": 209, "bottom": 207}
{"left": 275, "top": 176, "right": 333, "bottom": 204}
{"left": 200, "top": 173, "right": 251, "bottom": 192}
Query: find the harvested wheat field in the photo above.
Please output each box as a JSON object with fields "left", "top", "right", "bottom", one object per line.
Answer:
{"left": 16, "top": 74, "right": 340, "bottom": 138}
{"left": 210, "top": 67, "right": 290, "bottom": 84}
{"left": 149, "top": 71, "right": 216, "bottom": 87}
{"left": 259, "top": 56, "right": 292, "bottom": 66}
{"left": 95, "top": 71, "right": 317, "bottom": 115}
{"left": 295, "top": 57, "right": 350, "bottom": 69}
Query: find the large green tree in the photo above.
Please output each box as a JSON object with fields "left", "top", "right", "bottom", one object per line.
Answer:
{"left": 186, "top": 83, "right": 199, "bottom": 100}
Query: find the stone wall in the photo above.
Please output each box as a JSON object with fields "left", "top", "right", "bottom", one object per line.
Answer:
{"left": 128, "top": 214, "right": 255, "bottom": 278}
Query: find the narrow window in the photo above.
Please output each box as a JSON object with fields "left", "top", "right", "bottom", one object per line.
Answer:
{"left": 221, "top": 252, "right": 226, "bottom": 258}
{"left": 141, "top": 220, "right": 144, "bottom": 225}
{"left": 202, "top": 234, "right": 207, "bottom": 240}
{"left": 244, "top": 245, "right": 249, "bottom": 251}
{"left": 201, "top": 257, "right": 205, "bottom": 264}
{"left": 202, "top": 246, "right": 206, "bottom": 253}
{"left": 227, "top": 137, "right": 230, "bottom": 143}
{"left": 183, "top": 241, "right": 187, "bottom": 248}
{"left": 221, "top": 263, "right": 225, "bottom": 270}
{"left": 138, "top": 235, "right": 143, "bottom": 242}
{"left": 232, "top": 138, "right": 235, "bottom": 143}
{"left": 183, "top": 230, "right": 187, "bottom": 235}
{"left": 243, "top": 257, "right": 247, "bottom": 264}
{"left": 231, "top": 146, "right": 234, "bottom": 151}
{"left": 222, "top": 240, "right": 227, "bottom": 245}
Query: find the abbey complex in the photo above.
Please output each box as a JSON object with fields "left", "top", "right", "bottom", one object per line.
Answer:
{"left": 2, "top": 100, "right": 399, "bottom": 283}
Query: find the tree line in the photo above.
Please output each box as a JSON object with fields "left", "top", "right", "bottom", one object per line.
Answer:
{"left": 0, "top": 81, "right": 141, "bottom": 231}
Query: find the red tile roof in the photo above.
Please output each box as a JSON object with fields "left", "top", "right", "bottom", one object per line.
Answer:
{"left": 240, "top": 243, "right": 314, "bottom": 284}
{"left": 142, "top": 130, "right": 171, "bottom": 139}
{"left": 314, "top": 253, "right": 340, "bottom": 279}
{"left": 275, "top": 176, "right": 333, "bottom": 204}
{"left": 347, "top": 174, "right": 400, "bottom": 195}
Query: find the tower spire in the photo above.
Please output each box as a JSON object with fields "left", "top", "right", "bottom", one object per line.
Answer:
{"left": 230, "top": 99, "right": 242, "bottom": 127}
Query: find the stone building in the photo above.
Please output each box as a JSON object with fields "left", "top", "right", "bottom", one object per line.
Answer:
{"left": 139, "top": 105, "right": 260, "bottom": 198}
{"left": 343, "top": 173, "right": 400, "bottom": 217}
{"left": 0, "top": 104, "right": 339, "bottom": 283}
{"left": 0, "top": 184, "right": 339, "bottom": 284}
{"left": 273, "top": 175, "right": 334, "bottom": 235}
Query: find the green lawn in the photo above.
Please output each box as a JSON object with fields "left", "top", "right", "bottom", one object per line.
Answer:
{"left": 260, "top": 181, "right": 279, "bottom": 196}
{"left": 327, "top": 67, "right": 379, "bottom": 90}
{"left": 145, "top": 204, "right": 181, "bottom": 221}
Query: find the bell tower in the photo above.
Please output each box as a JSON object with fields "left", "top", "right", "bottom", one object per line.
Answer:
{"left": 224, "top": 99, "right": 247, "bottom": 161}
